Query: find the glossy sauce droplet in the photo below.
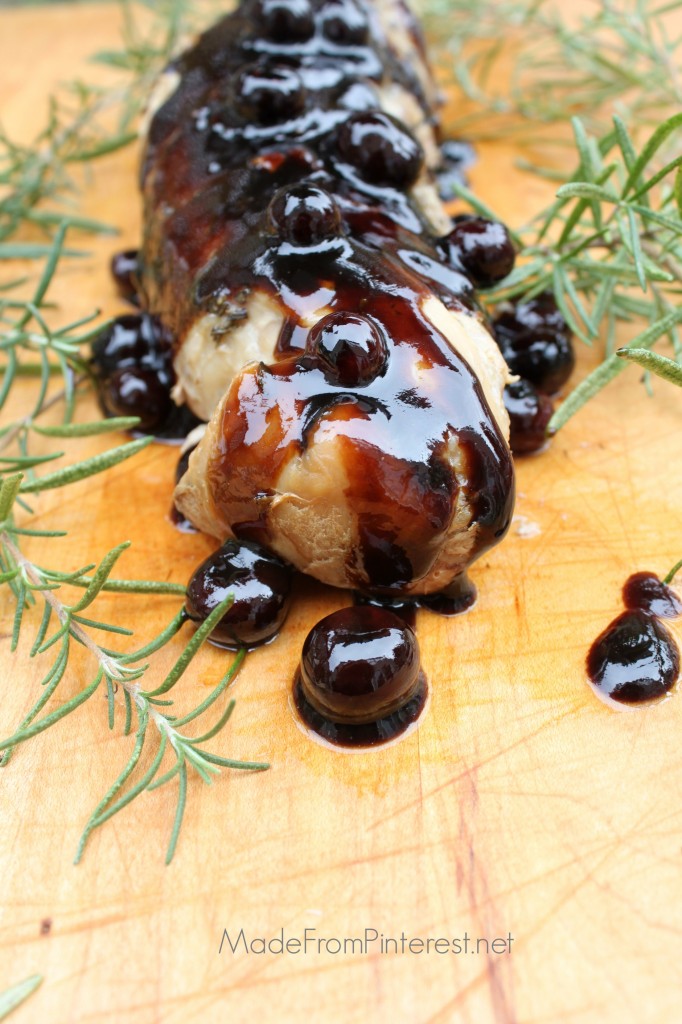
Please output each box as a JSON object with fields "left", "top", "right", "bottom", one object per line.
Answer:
{"left": 293, "top": 606, "right": 427, "bottom": 748}
{"left": 259, "top": 0, "right": 314, "bottom": 41}
{"left": 186, "top": 540, "right": 293, "bottom": 648}
{"left": 90, "top": 314, "right": 201, "bottom": 440}
{"left": 420, "top": 573, "right": 477, "bottom": 615}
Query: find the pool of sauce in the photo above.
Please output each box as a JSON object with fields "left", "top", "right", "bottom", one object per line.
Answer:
{"left": 353, "top": 571, "right": 477, "bottom": 624}
{"left": 587, "top": 572, "right": 681, "bottom": 708}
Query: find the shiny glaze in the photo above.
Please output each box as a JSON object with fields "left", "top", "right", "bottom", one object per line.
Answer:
{"left": 353, "top": 570, "right": 476, "bottom": 623}
{"left": 294, "top": 605, "right": 427, "bottom": 746}
{"left": 170, "top": 446, "right": 199, "bottom": 532}
{"left": 142, "top": 0, "right": 516, "bottom": 594}
{"left": 587, "top": 572, "right": 681, "bottom": 708}
{"left": 185, "top": 539, "right": 293, "bottom": 648}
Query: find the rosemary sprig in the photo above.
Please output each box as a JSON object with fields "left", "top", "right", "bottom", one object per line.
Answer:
{"left": 0, "top": 527, "right": 268, "bottom": 863}
{"left": 0, "top": 0, "right": 267, "bottom": 865}
{"left": 425, "top": 0, "right": 682, "bottom": 430}
{"left": 0, "top": 975, "right": 42, "bottom": 1022}
{"left": 422, "top": 0, "right": 682, "bottom": 144}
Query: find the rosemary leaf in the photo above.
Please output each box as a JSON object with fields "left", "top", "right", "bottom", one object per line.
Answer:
{"left": 617, "top": 347, "right": 682, "bottom": 387}
{"left": 19, "top": 437, "right": 153, "bottom": 493}
{"left": 0, "top": 975, "right": 43, "bottom": 1022}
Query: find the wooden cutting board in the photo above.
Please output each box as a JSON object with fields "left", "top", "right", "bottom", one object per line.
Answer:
{"left": 1, "top": 5, "right": 682, "bottom": 1023}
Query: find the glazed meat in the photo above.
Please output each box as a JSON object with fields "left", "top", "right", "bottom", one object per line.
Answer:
{"left": 141, "top": 0, "right": 516, "bottom": 596}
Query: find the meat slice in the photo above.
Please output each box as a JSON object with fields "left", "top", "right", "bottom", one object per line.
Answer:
{"left": 141, "top": 0, "right": 516, "bottom": 595}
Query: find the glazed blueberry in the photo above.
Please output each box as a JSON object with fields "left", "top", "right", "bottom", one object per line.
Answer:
{"left": 436, "top": 139, "right": 476, "bottom": 199}
{"left": 493, "top": 295, "right": 575, "bottom": 394}
{"left": 299, "top": 607, "right": 421, "bottom": 724}
{"left": 90, "top": 314, "right": 160, "bottom": 376}
{"left": 110, "top": 249, "right": 141, "bottom": 305}
{"left": 503, "top": 379, "right": 553, "bottom": 455}
{"left": 495, "top": 292, "right": 568, "bottom": 337}
{"left": 321, "top": 0, "right": 369, "bottom": 45}
{"left": 234, "top": 64, "right": 305, "bottom": 124}
{"left": 337, "top": 111, "right": 424, "bottom": 188}
{"left": 259, "top": 0, "right": 314, "bottom": 41}
{"left": 306, "top": 311, "right": 388, "bottom": 386}
{"left": 269, "top": 183, "right": 342, "bottom": 246}
{"left": 185, "top": 540, "right": 293, "bottom": 649}
{"left": 442, "top": 215, "right": 515, "bottom": 288}
{"left": 100, "top": 367, "right": 172, "bottom": 431}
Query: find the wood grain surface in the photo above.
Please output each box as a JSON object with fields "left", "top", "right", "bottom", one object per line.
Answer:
{"left": 1, "top": 5, "right": 682, "bottom": 1023}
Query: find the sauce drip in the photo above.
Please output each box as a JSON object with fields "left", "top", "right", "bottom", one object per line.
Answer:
{"left": 353, "top": 571, "right": 476, "bottom": 623}
{"left": 587, "top": 572, "right": 681, "bottom": 708}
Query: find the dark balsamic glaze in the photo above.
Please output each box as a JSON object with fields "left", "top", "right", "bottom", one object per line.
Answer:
{"left": 353, "top": 571, "right": 477, "bottom": 623}
{"left": 170, "top": 445, "right": 199, "bottom": 532}
{"left": 353, "top": 590, "right": 417, "bottom": 627}
{"left": 293, "top": 605, "right": 427, "bottom": 747}
{"left": 185, "top": 539, "right": 293, "bottom": 648}
{"left": 140, "top": 0, "right": 516, "bottom": 595}
{"left": 587, "top": 573, "right": 681, "bottom": 708}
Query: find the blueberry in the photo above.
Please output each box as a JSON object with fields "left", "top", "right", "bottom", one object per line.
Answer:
{"left": 321, "top": 0, "right": 369, "bottom": 45}
{"left": 234, "top": 63, "right": 305, "bottom": 124}
{"left": 493, "top": 294, "right": 575, "bottom": 394}
{"left": 306, "top": 311, "right": 388, "bottom": 386}
{"left": 90, "top": 314, "right": 158, "bottom": 376}
{"left": 99, "top": 367, "right": 172, "bottom": 431}
{"left": 185, "top": 540, "right": 293, "bottom": 649}
{"left": 337, "top": 111, "right": 424, "bottom": 188}
{"left": 503, "top": 379, "right": 553, "bottom": 455}
{"left": 259, "top": 0, "right": 314, "bottom": 41}
{"left": 442, "top": 215, "right": 515, "bottom": 288}
{"left": 110, "top": 250, "right": 141, "bottom": 305}
{"left": 299, "top": 606, "right": 420, "bottom": 723}
{"left": 269, "top": 183, "right": 342, "bottom": 246}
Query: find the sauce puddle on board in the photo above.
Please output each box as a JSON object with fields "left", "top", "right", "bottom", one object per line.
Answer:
{"left": 587, "top": 572, "right": 681, "bottom": 709}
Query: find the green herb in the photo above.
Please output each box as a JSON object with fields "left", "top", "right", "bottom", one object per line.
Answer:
{"left": 423, "top": 0, "right": 682, "bottom": 428}
{"left": 0, "top": 975, "right": 42, "bottom": 1022}
{"left": 0, "top": 0, "right": 266, "bottom": 865}
{"left": 421, "top": 0, "right": 682, "bottom": 143}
